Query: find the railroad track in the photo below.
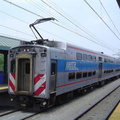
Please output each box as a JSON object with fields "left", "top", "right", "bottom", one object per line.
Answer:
{"left": 0, "top": 108, "right": 39, "bottom": 120}
{"left": 73, "top": 85, "right": 120, "bottom": 120}
{"left": 0, "top": 108, "right": 21, "bottom": 117}
{"left": 0, "top": 80, "right": 119, "bottom": 120}
{"left": 105, "top": 100, "right": 120, "bottom": 120}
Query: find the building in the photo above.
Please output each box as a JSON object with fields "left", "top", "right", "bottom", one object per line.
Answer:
{"left": 0, "top": 35, "right": 23, "bottom": 84}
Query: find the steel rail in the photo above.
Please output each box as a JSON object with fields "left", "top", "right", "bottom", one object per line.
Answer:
{"left": 105, "top": 100, "right": 120, "bottom": 120}
{"left": 73, "top": 85, "right": 120, "bottom": 120}
{"left": 0, "top": 109, "right": 22, "bottom": 117}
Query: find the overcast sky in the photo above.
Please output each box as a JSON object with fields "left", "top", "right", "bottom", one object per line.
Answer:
{"left": 0, "top": 0, "right": 120, "bottom": 56}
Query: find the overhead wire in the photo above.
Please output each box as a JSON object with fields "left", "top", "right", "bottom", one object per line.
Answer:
{"left": 0, "top": 10, "right": 74, "bottom": 43}
{"left": 3, "top": 0, "right": 99, "bottom": 42}
{"left": 0, "top": 24, "right": 33, "bottom": 37}
{"left": 84, "top": 0, "right": 120, "bottom": 41}
{"left": 98, "top": 0, "right": 120, "bottom": 36}
{"left": 40, "top": 0, "right": 102, "bottom": 42}
{"left": 2, "top": 0, "right": 118, "bottom": 53}
{"left": 24, "top": 0, "right": 50, "bottom": 16}
{"left": 38, "top": 0, "right": 118, "bottom": 52}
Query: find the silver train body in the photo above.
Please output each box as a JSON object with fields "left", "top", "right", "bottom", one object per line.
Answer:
{"left": 8, "top": 40, "right": 120, "bottom": 108}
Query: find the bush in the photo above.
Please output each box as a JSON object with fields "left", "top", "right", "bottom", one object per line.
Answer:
{"left": 0, "top": 54, "right": 4, "bottom": 71}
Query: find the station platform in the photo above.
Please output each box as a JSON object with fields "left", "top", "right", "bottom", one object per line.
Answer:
{"left": 0, "top": 84, "right": 8, "bottom": 93}
{"left": 108, "top": 102, "right": 120, "bottom": 120}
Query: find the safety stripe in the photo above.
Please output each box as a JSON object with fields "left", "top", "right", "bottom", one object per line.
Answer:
{"left": 34, "top": 81, "right": 46, "bottom": 95}
{"left": 9, "top": 73, "right": 16, "bottom": 92}
{"left": 9, "top": 80, "right": 15, "bottom": 92}
{"left": 34, "top": 74, "right": 46, "bottom": 96}
{"left": 34, "top": 74, "right": 44, "bottom": 84}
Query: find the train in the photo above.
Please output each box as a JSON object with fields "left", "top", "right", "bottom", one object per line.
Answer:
{"left": 8, "top": 18, "right": 120, "bottom": 109}
{"left": 8, "top": 39, "right": 120, "bottom": 109}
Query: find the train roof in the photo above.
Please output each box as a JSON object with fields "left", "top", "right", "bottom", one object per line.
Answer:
{"left": 66, "top": 42, "right": 115, "bottom": 59}
{"left": 12, "top": 39, "right": 115, "bottom": 59}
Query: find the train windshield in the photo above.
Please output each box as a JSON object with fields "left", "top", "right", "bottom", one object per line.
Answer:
{"left": 11, "top": 59, "right": 15, "bottom": 73}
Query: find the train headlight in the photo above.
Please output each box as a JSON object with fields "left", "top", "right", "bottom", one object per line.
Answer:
{"left": 10, "top": 54, "right": 14, "bottom": 57}
{"left": 23, "top": 49, "right": 26, "bottom": 52}
{"left": 27, "top": 49, "right": 30, "bottom": 52}
{"left": 23, "top": 48, "right": 30, "bottom": 52}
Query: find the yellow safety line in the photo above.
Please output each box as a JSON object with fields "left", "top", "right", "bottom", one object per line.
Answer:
{"left": 0, "top": 86, "right": 8, "bottom": 90}
{"left": 109, "top": 103, "right": 120, "bottom": 120}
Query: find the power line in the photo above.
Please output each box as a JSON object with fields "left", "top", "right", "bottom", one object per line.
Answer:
{"left": 25, "top": 0, "right": 50, "bottom": 16}
{"left": 3, "top": 0, "right": 43, "bottom": 18}
{"left": 39, "top": 0, "right": 117, "bottom": 52}
{"left": 3, "top": 0, "right": 96, "bottom": 41}
{"left": 84, "top": 0, "right": 120, "bottom": 41}
{"left": 0, "top": 10, "right": 74, "bottom": 43}
{"left": 0, "top": 24, "right": 33, "bottom": 37}
{"left": 26, "top": 0, "right": 117, "bottom": 49}
{"left": 2, "top": 0, "right": 118, "bottom": 53}
{"left": 99, "top": 0, "right": 120, "bottom": 36}
{"left": 41, "top": 0, "right": 100, "bottom": 42}
{"left": 0, "top": 10, "right": 28, "bottom": 24}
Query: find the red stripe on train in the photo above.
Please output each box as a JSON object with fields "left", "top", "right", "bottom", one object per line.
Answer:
{"left": 9, "top": 80, "right": 15, "bottom": 91}
{"left": 11, "top": 73, "right": 16, "bottom": 79}
{"left": 34, "top": 81, "right": 46, "bottom": 95}
{"left": 34, "top": 74, "right": 44, "bottom": 84}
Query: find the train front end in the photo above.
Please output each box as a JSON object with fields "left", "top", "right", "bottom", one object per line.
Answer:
{"left": 8, "top": 44, "right": 49, "bottom": 108}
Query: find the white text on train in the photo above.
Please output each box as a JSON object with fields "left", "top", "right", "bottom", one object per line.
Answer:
{"left": 65, "top": 62, "right": 79, "bottom": 71}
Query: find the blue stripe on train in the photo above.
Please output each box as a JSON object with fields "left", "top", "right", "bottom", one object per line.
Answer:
{"left": 57, "top": 59, "right": 99, "bottom": 72}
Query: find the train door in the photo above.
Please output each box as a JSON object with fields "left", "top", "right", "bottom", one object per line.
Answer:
{"left": 16, "top": 54, "right": 33, "bottom": 94}
{"left": 50, "top": 60, "right": 57, "bottom": 94}
{"left": 98, "top": 57, "right": 102, "bottom": 78}
{"left": 49, "top": 60, "right": 57, "bottom": 106}
{"left": 18, "top": 59, "right": 30, "bottom": 91}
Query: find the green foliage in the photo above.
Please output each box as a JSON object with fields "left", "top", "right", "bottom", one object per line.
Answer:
{"left": 0, "top": 54, "right": 4, "bottom": 71}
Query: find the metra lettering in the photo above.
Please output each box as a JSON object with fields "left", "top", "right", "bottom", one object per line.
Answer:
{"left": 65, "top": 62, "right": 79, "bottom": 71}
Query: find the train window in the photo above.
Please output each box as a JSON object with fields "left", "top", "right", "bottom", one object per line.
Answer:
{"left": 76, "top": 72, "right": 82, "bottom": 79}
{"left": 88, "top": 72, "right": 92, "bottom": 77}
{"left": 51, "top": 61, "right": 57, "bottom": 75}
{"left": 76, "top": 53, "right": 82, "bottom": 60}
{"left": 99, "top": 57, "right": 102, "bottom": 62}
{"left": 88, "top": 55, "right": 92, "bottom": 61}
{"left": 93, "top": 71, "right": 96, "bottom": 75}
{"left": 83, "top": 72, "right": 87, "bottom": 78}
{"left": 92, "top": 56, "right": 96, "bottom": 62}
{"left": 11, "top": 60, "right": 15, "bottom": 73}
{"left": 108, "top": 59, "right": 110, "bottom": 63}
{"left": 69, "top": 73, "right": 75, "bottom": 80}
{"left": 83, "top": 54, "right": 87, "bottom": 61}
{"left": 104, "top": 58, "right": 107, "bottom": 62}
{"left": 25, "top": 63, "right": 30, "bottom": 74}
{"left": 116, "top": 69, "right": 120, "bottom": 72}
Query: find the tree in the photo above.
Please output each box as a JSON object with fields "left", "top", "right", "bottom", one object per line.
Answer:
{"left": 0, "top": 54, "right": 4, "bottom": 71}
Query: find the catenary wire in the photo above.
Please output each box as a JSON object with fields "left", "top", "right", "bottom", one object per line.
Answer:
{"left": 3, "top": 0, "right": 103, "bottom": 43}
{"left": 0, "top": 10, "right": 74, "bottom": 43}
{"left": 33, "top": 0, "right": 118, "bottom": 52}
{"left": 84, "top": 0, "right": 120, "bottom": 41}
{"left": 2, "top": 0, "right": 118, "bottom": 53}
{"left": 98, "top": 0, "right": 120, "bottom": 36}
{"left": 0, "top": 24, "right": 33, "bottom": 37}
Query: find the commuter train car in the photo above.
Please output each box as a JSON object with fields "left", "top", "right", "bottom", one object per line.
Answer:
{"left": 8, "top": 39, "right": 120, "bottom": 109}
